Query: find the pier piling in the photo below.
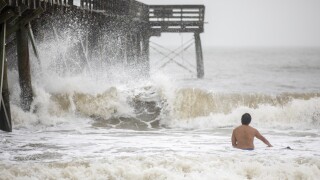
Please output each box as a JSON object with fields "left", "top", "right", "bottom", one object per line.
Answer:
{"left": 141, "top": 33, "right": 150, "bottom": 74}
{"left": 16, "top": 26, "right": 33, "bottom": 111}
{"left": 195, "top": 33, "right": 204, "bottom": 79}
{"left": 0, "top": 21, "right": 12, "bottom": 132}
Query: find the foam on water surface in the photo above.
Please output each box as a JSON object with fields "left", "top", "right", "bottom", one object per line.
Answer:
{"left": 1, "top": 127, "right": 319, "bottom": 179}
{"left": 2, "top": 32, "right": 320, "bottom": 180}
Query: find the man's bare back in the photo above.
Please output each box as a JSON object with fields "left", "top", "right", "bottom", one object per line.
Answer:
{"left": 232, "top": 113, "right": 272, "bottom": 150}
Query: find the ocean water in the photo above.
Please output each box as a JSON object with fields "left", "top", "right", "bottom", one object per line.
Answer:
{"left": 1, "top": 46, "right": 320, "bottom": 179}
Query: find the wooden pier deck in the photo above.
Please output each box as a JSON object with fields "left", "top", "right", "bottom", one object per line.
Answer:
{"left": 149, "top": 5, "right": 205, "bottom": 34}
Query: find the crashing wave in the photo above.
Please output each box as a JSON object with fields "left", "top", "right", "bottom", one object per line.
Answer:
{"left": 10, "top": 85, "right": 320, "bottom": 130}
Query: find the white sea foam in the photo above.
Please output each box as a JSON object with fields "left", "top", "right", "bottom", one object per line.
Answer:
{"left": 0, "top": 155, "right": 319, "bottom": 180}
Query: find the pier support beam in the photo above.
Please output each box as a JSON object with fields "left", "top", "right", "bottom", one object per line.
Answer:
{"left": 135, "top": 33, "right": 141, "bottom": 63}
{"left": 0, "top": 22, "right": 12, "bottom": 132}
{"left": 119, "top": 35, "right": 126, "bottom": 64}
{"left": 194, "top": 32, "right": 204, "bottom": 79}
{"left": 141, "top": 33, "right": 150, "bottom": 76}
{"left": 27, "top": 23, "right": 41, "bottom": 68}
{"left": 131, "top": 34, "right": 137, "bottom": 64}
{"left": 126, "top": 34, "right": 134, "bottom": 65}
{"left": 16, "top": 26, "right": 33, "bottom": 111}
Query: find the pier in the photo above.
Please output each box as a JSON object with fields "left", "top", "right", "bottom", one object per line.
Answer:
{"left": 149, "top": 5, "right": 205, "bottom": 78}
{"left": 0, "top": 0, "right": 205, "bottom": 132}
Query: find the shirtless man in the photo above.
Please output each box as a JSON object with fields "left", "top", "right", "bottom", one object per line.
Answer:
{"left": 231, "top": 113, "right": 272, "bottom": 150}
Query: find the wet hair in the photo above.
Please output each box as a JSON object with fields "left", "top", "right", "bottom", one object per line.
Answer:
{"left": 241, "top": 113, "right": 251, "bottom": 125}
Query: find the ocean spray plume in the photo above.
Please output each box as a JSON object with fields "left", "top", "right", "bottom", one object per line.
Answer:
{"left": 6, "top": 16, "right": 320, "bottom": 130}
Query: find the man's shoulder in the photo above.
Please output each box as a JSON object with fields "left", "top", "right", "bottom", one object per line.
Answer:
{"left": 248, "top": 126, "right": 259, "bottom": 135}
{"left": 233, "top": 125, "right": 242, "bottom": 130}
{"left": 249, "top": 126, "right": 258, "bottom": 131}
{"left": 235, "top": 125, "right": 257, "bottom": 132}
{"left": 243, "top": 125, "right": 257, "bottom": 131}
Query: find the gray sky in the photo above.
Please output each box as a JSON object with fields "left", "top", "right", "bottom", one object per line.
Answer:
{"left": 139, "top": 0, "right": 320, "bottom": 47}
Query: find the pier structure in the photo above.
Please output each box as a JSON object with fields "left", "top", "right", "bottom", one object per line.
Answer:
{"left": 0, "top": 0, "right": 205, "bottom": 132}
{"left": 148, "top": 5, "right": 205, "bottom": 78}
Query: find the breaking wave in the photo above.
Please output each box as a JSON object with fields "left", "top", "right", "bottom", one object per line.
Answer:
{"left": 9, "top": 72, "right": 320, "bottom": 130}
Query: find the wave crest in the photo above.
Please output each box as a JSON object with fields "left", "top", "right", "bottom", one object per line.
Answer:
{"left": 173, "top": 88, "right": 320, "bottom": 119}
{"left": 11, "top": 85, "right": 320, "bottom": 130}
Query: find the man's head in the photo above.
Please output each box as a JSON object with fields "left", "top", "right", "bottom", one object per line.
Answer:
{"left": 241, "top": 113, "right": 251, "bottom": 125}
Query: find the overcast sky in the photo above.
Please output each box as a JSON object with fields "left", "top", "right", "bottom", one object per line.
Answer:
{"left": 139, "top": 0, "right": 320, "bottom": 48}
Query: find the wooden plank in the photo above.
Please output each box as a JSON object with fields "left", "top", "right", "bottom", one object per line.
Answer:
{"left": 149, "top": 5, "right": 205, "bottom": 9}
{"left": 6, "top": 5, "right": 27, "bottom": 25}
{"left": 17, "top": 4, "right": 29, "bottom": 16}
{"left": 27, "top": 22, "right": 41, "bottom": 67}
{"left": 0, "top": 23, "right": 5, "bottom": 109}
{"left": 6, "top": 7, "right": 44, "bottom": 36}
{"left": 0, "top": 94, "right": 12, "bottom": 132}
{"left": 118, "top": 35, "right": 126, "bottom": 63}
{"left": 150, "top": 21, "right": 203, "bottom": 25}
{"left": 150, "top": 10, "right": 202, "bottom": 13}
{"left": 136, "top": 33, "right": 141, "bottom": 62}
{"left": 28, "top": 0, "right": 33, "bottom": 9}
{"left": 0, "top": 0, "right": 7, "bottom": 11}
{"left": 126, "top": 34, "right": 134, "bottom": 64}
{"left": 0, "top": 22, "right": 12, "bottom": 132}
{"left": 0, "top": 9, "right": 15, "bottom": 24}
{"left": 150, "top": 28, "right": 202, "bottom": 33}
{"left": 1, "top": 56, "right": 12, "bottom": 132}
{"left": 68, "top": 0, "right": 73, "bottom": 6}
{"left": 150, "top": 15, "right": 201, "bottom": 18}
{"left": 141, "top": 32, "right": 150, "bottom": 75}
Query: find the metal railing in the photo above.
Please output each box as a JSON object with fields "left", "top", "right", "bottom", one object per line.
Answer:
{"left": 149, "top": 5, "right": 205, "bottom": 33}
{"left": 3, "top": 0, "right": 73, "bottom": 9}
{"left": 79, "top": 0, "right": 148, "bottom": 21}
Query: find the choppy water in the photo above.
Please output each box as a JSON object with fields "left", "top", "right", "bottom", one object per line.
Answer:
{"left": 1, "top": 47, "right": 320, "bottom": 179}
